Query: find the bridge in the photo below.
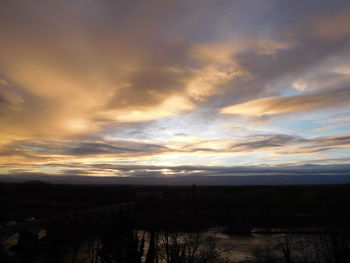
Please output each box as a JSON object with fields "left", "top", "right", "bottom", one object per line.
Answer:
{"left": 0, "top": 202, "right": 133, "bottom": 250}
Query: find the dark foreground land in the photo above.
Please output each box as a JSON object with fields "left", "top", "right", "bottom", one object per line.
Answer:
{"left": 1, "top": 182, "right": 350, "bottom": 229}
{"left": 1, "top": 182, "right": 350, "bottom": 262}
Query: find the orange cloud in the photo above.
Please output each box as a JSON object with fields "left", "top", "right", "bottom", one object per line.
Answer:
{"left": 220, "top": 89, "right": 350, "bottom": 116}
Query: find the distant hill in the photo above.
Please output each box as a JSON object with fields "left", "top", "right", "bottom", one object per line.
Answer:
{"left": 1, "top": 174, "right": 350, "bottom": 185}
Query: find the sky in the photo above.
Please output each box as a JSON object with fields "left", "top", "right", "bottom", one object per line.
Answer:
{"left": 1, "top": 0, "right": 350, "bottom": 183}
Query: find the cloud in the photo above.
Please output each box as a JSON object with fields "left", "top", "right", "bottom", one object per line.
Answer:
{"left": 220, "top": 88, "right": 350, "bottom": 116}
{"left": 0, "top": 138, "right": 170, "bottom": 161}
{"left": 0, "top": 0, "right": 304, "bottom": 143}
{"left": 1, "top": 0, "right": 350, "bottom": 175}
{"left": 3, "top": 164, "right": 350, "bottom": 186}
{"left": 314, "top": 134, "right": 350, "bottom": 147}
{"left": 309, "top": 10, "right": 350, "bottom": 41}
{"left": 0, "top": 78, "right": 9, "bottom": 86}
{"left": 231, "top": 134, "right": 305, "bottom": 152}
{"left": 107, "top": 95, "right": 195, "bottom": 122}
{"left": 66, "top": 140, "right": 169, "bottom": 156}
{"left": 2, "top": 133, "right": 350, "bottom": 167}
{"left": 0, "top": 1, "right": 202, "bottom": 140}
{"left": 274, "top": 134, "right": 350, "bottom": 156}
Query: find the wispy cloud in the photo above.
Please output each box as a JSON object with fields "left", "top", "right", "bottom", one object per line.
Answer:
{"left": 220, "top": 88, "right": 350, "bottom": 117}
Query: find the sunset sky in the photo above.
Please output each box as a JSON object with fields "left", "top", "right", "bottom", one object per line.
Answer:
{"left": 1, "top": 0, "right": 350, "bottom": 182}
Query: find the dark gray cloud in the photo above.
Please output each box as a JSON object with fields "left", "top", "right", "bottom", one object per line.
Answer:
{"left": 231, "top": 134, "right": 306, "bottom": 151}
{"left": 66, "top": 141, "right": 168, "bottom": 156}
{"left": 0, "top": 139, "right": 169, "bottom": 157}
{"left": 2, "top": 163, "right": 350, "bottom": 185}
{"left": 1, "top": 133, "right": 349, "bottom": 160}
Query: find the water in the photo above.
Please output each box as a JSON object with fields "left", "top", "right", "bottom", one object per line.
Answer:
{"left": 4, "top": 227, "right": 341, "bottom": 262}
{"left": 136, "top": 228, "right": 282, "bottom": 262}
